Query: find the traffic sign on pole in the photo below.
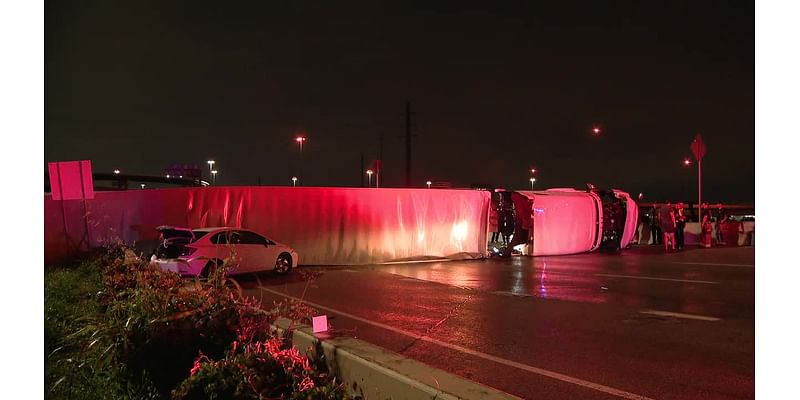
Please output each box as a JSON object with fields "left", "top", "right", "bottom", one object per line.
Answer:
{"left": 691, "top": 135, "right": 707, "bottom": 161}
{"left": 690, "top": 135, "right": 707, "bottom": 223}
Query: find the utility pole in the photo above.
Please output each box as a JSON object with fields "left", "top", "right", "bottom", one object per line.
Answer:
{"left": 690, "top": 135, "right": 707, "bottom": 222}
{"left": 377, "top": 134, "right": 383, "bottom": 188}
{"left": 360, "top": 152, "right": 365, "bottom": 187}
{"left": 405, "top": 101, "right": 413, "bottom": 187}
{"left": 698, "top": 158, "right": 702, "bottom": 221}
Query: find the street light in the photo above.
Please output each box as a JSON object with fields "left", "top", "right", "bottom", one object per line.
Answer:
{"left": 295, "top": 135, "right": 307, "bottom": 183}
{"left": 295, "top": 135, "right": 307, "bottom": 150}
{"left": 291, "top": 176, "right": 298, "bottom": 187}
{"left": 140, "top": 184, "right": 146, "bottom": 189}
{"left": 529, "top": 177, "right": 536, "bottom": 190}
{"left": 113, "top": 169, "right": 120, "bottom": 174}
{"left": 530, "top": 168, "right": 537, "bottom": 174}
{"left": 207, "top": 160, "right": 215, "bottom": 182}
{"left": 683, "top": 158, "right": 691, "bottom": 166}
{"left": 211, "top": 170, "right": 217, "bottom": 185}
{"left": 366, "top": 169, "right": 374, "bottom": 187}
{"left": 426, "top": 180, "right": 432, "bottom": 189}
{"left": 592, "top": 126, "right": 601, "bottom": 136}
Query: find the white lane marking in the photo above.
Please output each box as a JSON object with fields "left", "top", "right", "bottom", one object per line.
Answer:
{"left": 258, "top": 286, "right": 654, "bottom": 400}
{"left": 639, "top": 310, "right": 721, "bottom": 322}
{"left": 596, "top": 273, "right": 718, "bottom": 285}
{"left": 491, "top": 291, "right": 532, "bottom": 297}
{"left": 380, "top": 258, "right": 453, "bottom": 265}
{"left": 672, "top": 262, "right": 754, "bottom": 268}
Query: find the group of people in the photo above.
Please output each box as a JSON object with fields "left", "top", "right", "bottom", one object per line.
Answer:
{"left": 642, "top": 203, "right": 749, "bottom": 250}
{"left": 646, "top": 202, "right": 688, "bottom": 251}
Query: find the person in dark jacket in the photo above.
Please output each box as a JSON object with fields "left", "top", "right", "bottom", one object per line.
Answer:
{"left": 650, "top": 205, "right": 662, "bottom": 245}
{"left": 675, "top": 203, "right": 687, "bottom": 250}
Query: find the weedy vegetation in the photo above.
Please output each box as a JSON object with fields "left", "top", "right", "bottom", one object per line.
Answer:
{"left": 45, "top": 244, "right": 349, "bottom": 399}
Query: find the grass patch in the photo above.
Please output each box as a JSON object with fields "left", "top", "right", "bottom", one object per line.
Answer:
{"left": 44, "top": 246, "right": 348, "bottom": 399}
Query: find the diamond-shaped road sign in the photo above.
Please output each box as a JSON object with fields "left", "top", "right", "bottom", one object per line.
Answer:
{"left": 691, "top": 135, "right": 707, "bottom": 161}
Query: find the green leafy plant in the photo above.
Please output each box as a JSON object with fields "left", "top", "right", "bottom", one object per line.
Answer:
{"left": 45, "top": 243, "right": 348, "bottom": 399}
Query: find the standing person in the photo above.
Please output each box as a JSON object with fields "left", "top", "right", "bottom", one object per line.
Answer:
{"left": 723, "top": 215, "right": 744, "bottom": 246}
{"left": 675, "top": 203, "right": 687, "bottom": 250}
{"left": 489, "top": 198, "right": 500, "bottom": 244}
{"left": 659, "top": 201, "right": 677, "bottom": 251}
{"left": 715, "top": 205, "right": 725, "bottom": 245}
{"left": 701, "top": 214, "right": 713, "bottom": 248}
{"left": 650, "top": 205, "right": 662, "bottom": 245}
{"left": 635, "top": 210, "right": 648, "bottom": 245}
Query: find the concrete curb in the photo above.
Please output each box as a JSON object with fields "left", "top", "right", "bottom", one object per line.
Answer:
{"left": 273, "top": 318, "right": 520, "bottom": 400}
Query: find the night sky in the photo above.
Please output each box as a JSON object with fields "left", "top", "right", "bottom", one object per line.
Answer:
{"left": 45, "top": 1, "right": 754, "bottom": 202}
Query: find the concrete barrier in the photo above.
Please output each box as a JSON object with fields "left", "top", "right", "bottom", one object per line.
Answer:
{"left": 273, "top": 318, "right": 519, "bottom": 400}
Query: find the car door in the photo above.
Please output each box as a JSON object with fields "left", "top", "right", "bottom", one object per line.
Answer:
{"left": 209, "top": 230, "right": 244, "bottom": 273}
{"left": 237, "top": 230, "right": 273, "bottom": 273}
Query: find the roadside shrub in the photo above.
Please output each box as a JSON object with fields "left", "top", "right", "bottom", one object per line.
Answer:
{"left": 45, "top": 259, "right": 159, "bottom": 399}
{"left": 173, "top": 337, "right": 345, "bottom": 400}
{"left": 45, "top": 244, "right": 348, "bottom": 399}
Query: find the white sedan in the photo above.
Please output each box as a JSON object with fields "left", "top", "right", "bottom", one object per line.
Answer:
{"left": 152, "top": 226, "right": 298, "bottom": 277}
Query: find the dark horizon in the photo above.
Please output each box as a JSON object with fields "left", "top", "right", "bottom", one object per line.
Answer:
{"left": 45, "top": 1, "right": 754, "bottom": 203}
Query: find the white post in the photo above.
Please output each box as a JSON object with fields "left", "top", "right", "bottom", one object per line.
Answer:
{"left": 698, "top": 159, "right": 702, "bottom": 222}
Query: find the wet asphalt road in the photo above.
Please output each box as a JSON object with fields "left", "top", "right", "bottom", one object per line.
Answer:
{"left": 239, "top": 246, "right": 755, "bottom": 399}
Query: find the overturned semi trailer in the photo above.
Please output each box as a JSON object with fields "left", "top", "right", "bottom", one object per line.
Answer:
{"left": 45, "top": 186, "right": 491, "bottom": 266}
{"left": 505, "top": 188, "right": 638, "bottom": 256}
{"left": 45, "top": 185, "right": 638, "bottom": 266}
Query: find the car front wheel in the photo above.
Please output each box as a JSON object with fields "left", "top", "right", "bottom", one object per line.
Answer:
{"left": 273, "top": 254, "right": 292, "bottom": 275}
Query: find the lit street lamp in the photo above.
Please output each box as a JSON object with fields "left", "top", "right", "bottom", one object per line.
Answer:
{"left": 683, "top": 158, "right": 691, "bottom": 166}
{"left": 211, "top": 170, "right": 218, "bottom": 185}
{"left": 140, "top": 184, "right": 146, "bottom": 189}
{"left": 207, "top": 160, "right": 215, "bottom": 182}
{"left": 529, "top": 177, "right": 536, "bottom": 190}
{"left": 291, "top": 176, "right": 298, "bottom": 187}
{"left": 113, "top": 169, "right": 120, "bottom": 174}
{"left": 366, "top": 169, "right": 374, "bottom": 187}
{"left": 426, "top": 180, "right": 432, "bottom": 189}
{"left": 295, "top": 135, "right": 307, "bottom": 184}
{"left": 295, "top": 135, "right": 307, "bottom": 151}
